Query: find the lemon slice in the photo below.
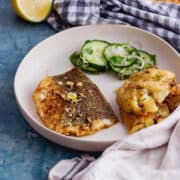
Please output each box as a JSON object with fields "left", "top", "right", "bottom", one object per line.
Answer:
{"left": 12, "top": 0, "right": 52, "bottom": 23}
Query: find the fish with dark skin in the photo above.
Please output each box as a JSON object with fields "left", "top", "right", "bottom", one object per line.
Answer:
{"left": 33, "top": 68, "right": 117, "bottom": 136}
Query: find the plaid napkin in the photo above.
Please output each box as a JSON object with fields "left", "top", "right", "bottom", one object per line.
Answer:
{"left": 49, "top": 108, "right": 180, "bottom": 180}
{"left": 47, "top": 0, "right": 180, "bottom": 52}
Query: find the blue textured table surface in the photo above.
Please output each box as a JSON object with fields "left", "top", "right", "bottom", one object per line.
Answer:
{"left": 0, "top": 1, "right": 97, "bottom": 179}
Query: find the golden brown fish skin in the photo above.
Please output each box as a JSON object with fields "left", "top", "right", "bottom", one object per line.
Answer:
{"left": 116, "top": 67, "right": 180, "bottom": 134}
{"left": 33, "top": 77, "right": 65, "bottom": 130}
{"left": 33, "top": 68, "right": 117, "bottom": 136}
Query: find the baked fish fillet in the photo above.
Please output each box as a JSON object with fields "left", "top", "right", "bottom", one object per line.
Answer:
{"left": 33, "top": 68, "right": 117, "bottom": 136}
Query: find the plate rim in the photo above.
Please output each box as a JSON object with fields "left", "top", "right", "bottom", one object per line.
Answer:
{"left": 14, "top": 24, "right": 179, "bottom": 145}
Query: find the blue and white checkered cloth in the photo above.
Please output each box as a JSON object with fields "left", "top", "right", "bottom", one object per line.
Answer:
{"left": 47, "top": 0, "right": 180, "bottom": 52}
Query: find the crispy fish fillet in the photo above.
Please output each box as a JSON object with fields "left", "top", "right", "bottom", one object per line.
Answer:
{"left": 33, "top": 68, "right": 117, "bottom": 136}
{"left": 116, "top": 67, "right": 180, "bottom": 134}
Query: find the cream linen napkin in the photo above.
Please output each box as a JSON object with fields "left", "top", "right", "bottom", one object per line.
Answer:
{"left": 49, "top": 106, "right": 180, "bottom": 180}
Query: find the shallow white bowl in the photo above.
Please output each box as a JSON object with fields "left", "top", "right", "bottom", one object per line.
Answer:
{"left": 14, "top": 24, "right": 179, "bottom": 151}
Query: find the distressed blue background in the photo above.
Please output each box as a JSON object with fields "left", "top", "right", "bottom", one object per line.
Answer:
{"left": 0, "top": 1, "right": 97, "bottom": 179}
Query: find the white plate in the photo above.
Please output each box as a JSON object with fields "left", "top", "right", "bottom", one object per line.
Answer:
{"left": 14, "top": 24, "right": 179, "bottom": 151}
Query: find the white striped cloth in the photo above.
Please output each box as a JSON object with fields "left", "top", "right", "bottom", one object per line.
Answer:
{"left": 47, "top": 0, "right": 180, "bottom": 52}
{"left": 49, "top": 107, "right": 180, "bottom": 180}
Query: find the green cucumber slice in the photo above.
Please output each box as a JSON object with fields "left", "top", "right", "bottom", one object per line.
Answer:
{"left": 138, "top": 50, "right": 156, "bottom": 69}
{"left": 109, "top": 62, "right": 138, "bottom": 80}
{"left": 119, "top": 65, "right": 139, "bottom": 76}
{"left": 110, "top": 56, "right": 137, "bottom": 67}
{"left": 70, "top": 51, "right": 99, "bottom": 73}
{"left": 104, "top": 44, "right": 129, "bottom": 61}
{"left": 109, "top": 62, "right": 121, "bottom": 73}
{"left": 81, "top": 40, "right": 109, "bottom": 67}
{"left": 109, "top": 61, "right": 141, "bottom": 79}
{"left": 121, "top": 43, "right": 138, "bottom": 54}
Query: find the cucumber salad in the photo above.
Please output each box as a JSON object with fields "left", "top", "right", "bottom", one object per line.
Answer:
{"left": 70, "top": 40, "right": 156, "bottom": 79}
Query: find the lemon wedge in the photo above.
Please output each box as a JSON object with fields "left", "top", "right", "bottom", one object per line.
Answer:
{"left": 12, "top": 0, "right": 52, "bottom": 23}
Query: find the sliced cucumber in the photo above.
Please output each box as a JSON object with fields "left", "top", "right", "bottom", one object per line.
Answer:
{"left": 138, "top": 50, "right": 156, "bottom": 69}
{"left": 70, "top": 40, "right": 156, "bottom": 78}
{"left": 111, "top": 63, "right": 138, "bottom": 75}
{"left": 109, "top": 62, "right": 138, "bottom": 80}
{"left": 110, "top": 56, "right": 137, "bottom": 67}
{"left": 118, "top": 65, "right": 139, "bottom": 76}
{"left": 121, "top": 43, "right": 138, "bottom": 54}
{"left": 109, "top": 60, "right": 142, "bottom": 79}
{"left": 81, "top": 40, "right": 109, "bottom": 67}
{"left": 104, "top": 44, "right": 129, "bottom": 61}
{"left": 109, "top": 62, "right": 121, "bottom": 73}
{"left": 70, "top": 51, "right": 99, "bottom": 73}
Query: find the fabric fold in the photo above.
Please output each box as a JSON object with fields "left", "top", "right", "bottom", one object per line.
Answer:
{"left": 49, "top": 108, "right": 180, "bottom": 180}
{"left": 47, "top": 0, "right": 180, "bottom": 51}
